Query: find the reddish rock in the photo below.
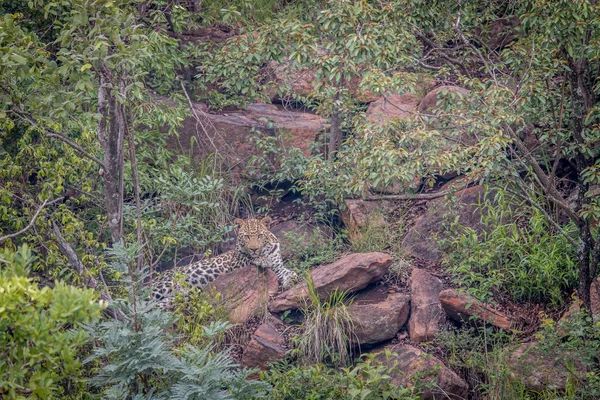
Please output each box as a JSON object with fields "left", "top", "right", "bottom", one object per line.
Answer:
{"left": 349, "top": 288, "right": 410, "bottom": 346}
{"left": 417, "top": 85, "right": 470, "bottom": 114}
{"left": 375, "top": 344, "right": 468, "bottom": 400}
{"left": 508, "top": 342, "right": 586, "bottom": 392}
{"left": 366, "top": 94, "right": 420, "bottom": 124}
{"left": 209, "top": 266, "right": 278, "bottom": 324}
{"left": 242, "top": 322, "right": 287, "bottom": 370}
{"left": 401, "top": 183, "right": 491, "bottom": 263}
{"left": 408, "top": 269, "right": 443, "bottom": 342}
{"left": 172, "top": 102, "right": 326, "bottom": 179}
{"left": 340, "top": 199, "right": 390, "bottom": 231}
{"left": 265, "top": 59, "right": 317, "bottom": 101}
{"left": 269, "top": 252, "right": 392, "bottom": 313}
{"left": 440, "top": 288, "right": 512, "bottom": 330}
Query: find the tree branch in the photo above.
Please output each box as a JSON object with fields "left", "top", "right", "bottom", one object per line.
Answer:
{"left": 0, "top": 197, "right": 63, "bottom": 243}
{"left": 52, "top": 222, "right": 125, "bottom": 321}
{"left": 10, "top": 109, "right": 104, "bottom": 167}
{"left": 364, "top": 184, "right": 469, "bottom": 201}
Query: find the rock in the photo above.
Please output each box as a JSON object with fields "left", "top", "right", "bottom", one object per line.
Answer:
{"left": 172, "top": 102, "right": 326, "bottom": 179}
{"left": 591, "top": 277, "right": 600, "bottom": 321}
{"left": 241, "top": 321, "right": 287, "bottom": 370}
{"left": 418, "top": 85, "right": 470, "bottom": 114}
{"left": 508, "top": 342, "right": 586, "bottom": 392}
{"left": 440, "top": 288, "right": 512, "bottom": 330}
{"left": 401, "top": 183, "right": 491, "bottom": 263}
{"left": 265, "top": 59, "right": 317, "bottom": 101}
{"left": 484, "top": 18, "right": 520, "bottom": 50}
{"left": 375, "top": 344, "right": 468, "bottom": 400}
{"left": 269, "top": 219, "right": 332, "bottom": 260}
{"left": 269, "top": 252, "right": 392, "bottom": 313}
{"left": 209, "top": 266, "right": 279, "bottom": 324}
{"left": 366, "top": 94, "right": 420, "bottom": 124}
{"left": 408, "top": 269, "right": 443, "bottom": 342}
{"left": 348, "top": 288, "right": 410, "bottom": 346}
{"left": 340, "top": 199, "right": 390, "bottom": 231}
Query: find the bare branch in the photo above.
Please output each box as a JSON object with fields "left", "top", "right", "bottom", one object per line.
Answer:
{"left": 365, "top": 184, "right": 470, "bottom": 201}
{"left": 52, "top": 222, "right": 125, "bottom": 321}
{"left": 0, "top": 197, "right": 63, "bottom": 243}
{"left": 10, "top": 109, "right": 104, "bottom": 167}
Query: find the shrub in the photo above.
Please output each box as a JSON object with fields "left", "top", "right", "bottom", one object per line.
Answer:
{"left": 444, "top": 190, "right": 578, "bottom": 306}
{"left": 284, "top": 227, "right": 344, "bottom": 274}
{"left": 86, "top": 243, "right": 269, "bottom": 400}
{"left": 261, "top": 357, "right": 419, "bottom": 400}
{"left": 0, "top": 245, "right": 105, "bottom": 399}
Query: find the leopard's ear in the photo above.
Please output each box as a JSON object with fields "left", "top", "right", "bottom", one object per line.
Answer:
{"left": 261, "top": 216, "right": 272, "bottom": 226}
{"left": 233, "top": 218, "right": 244, "bottom": 227}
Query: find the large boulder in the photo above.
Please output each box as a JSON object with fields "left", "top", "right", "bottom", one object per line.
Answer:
{"left": 349, "top": 288, "right": 410, "bottom": 346}
{"left": 366, "top": 94, "right": 420, "bottom": 124}
{"left": 508, "top": 342, "right": 586, "bottom": 392}
{"left": 269, "top": 252, "right": 392, "bottom": 313}
{"left": 401, "top": 183, "right": 491, "bottom": 263}
{"left": 171, "top": 102, "right": 326, "bottom": 178}
{"left": 375, "top": 344, "right": 469, "bottom": 400}
{"left": 241, "top": 321, "right": 287, "bottom": 370}
{"left": 408, "top": 269, "right": 443, "bottom": 342}
{"left": 440, "top": 288, "right": 512, "bottom": 330}
{"left": 209, "top": 266, "right": 278, "bottom": 324}
{"left": 418, "top": 85, "right": 470, "bottom": 115}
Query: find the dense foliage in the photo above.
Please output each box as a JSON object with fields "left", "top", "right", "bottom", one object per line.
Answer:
{"left": 2, "top": 0, "right": 600, "bottom": 398}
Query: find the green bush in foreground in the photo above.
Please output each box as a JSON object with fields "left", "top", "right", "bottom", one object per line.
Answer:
{"left": 0, "top": 245, "right": 105, "bottom": 399}
{"left": 261, "top": 357, "right": 419, "bottom": 400}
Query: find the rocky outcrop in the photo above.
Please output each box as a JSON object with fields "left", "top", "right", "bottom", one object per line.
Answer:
{"left": 508, "top": 342, "right": 586, "bottom": 392}
{"left": 241, "top": 321, "right": 287, "bottom": 370}
{"left": 440, "top": 289, "right": 512, "bottom": 330}
{"left": 269, "top": 252, "right": 392, "bottom": 313}
{"left": 340, "top": 199, "right": 390, "bottom": 231}
{"left": 408, "top": 269, "right": 443, "bottom": 342}
{"left": 418, "top": 85, "right": 470, "bottom": 115}
{"left": 366, "top": 94, "right": 420, "bottom": 124}
{"left": 349, "top": 288, "right": 410, "bottom": 346}
{"left": 375, "top": 344, "right": 469, "bottom": 400}
{"left": 401, "top": 183, "right": 491, "bottom": 263}
{"left": 209, "top": 266, "right": 278, "bottom": 324}
{"left": 172, "top": 102, "right": 326, "bottom": 178}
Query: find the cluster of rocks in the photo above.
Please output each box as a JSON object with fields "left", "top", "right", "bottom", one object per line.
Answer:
{"left": 206, "top": 248, "right": 518, "bottom": 399}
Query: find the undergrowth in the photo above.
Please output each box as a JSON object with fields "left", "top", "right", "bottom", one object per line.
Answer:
{"left": 443, "top": 189, "right": 578, "bottom": 306}
{"left": 294, "top": 274, "right": 355, "bottom": 367}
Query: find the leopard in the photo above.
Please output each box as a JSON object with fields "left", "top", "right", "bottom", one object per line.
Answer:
{"left": 151, "top": 216, "right": 299, "bottom": 308}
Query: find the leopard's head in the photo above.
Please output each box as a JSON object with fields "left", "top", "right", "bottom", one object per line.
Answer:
{"left": 234, "top": 217, "right": 273, "bottom": 257}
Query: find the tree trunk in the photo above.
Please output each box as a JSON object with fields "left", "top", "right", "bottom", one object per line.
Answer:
{"left": 328, "top": 92, "right": 342, "bottom": 160}
{"left": 98, "top": 63, "right": 126, "bottom": 243}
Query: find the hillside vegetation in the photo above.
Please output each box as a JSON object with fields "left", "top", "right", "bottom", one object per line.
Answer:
{"left": 1, "top": 0, "right": 600, "bottom": 399}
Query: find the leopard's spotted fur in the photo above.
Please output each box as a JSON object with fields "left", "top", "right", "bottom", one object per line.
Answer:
{"left": 151, "top": 217, "right": 299, "bottom": 308}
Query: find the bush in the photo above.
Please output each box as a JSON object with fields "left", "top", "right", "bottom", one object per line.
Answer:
{"left": 284, "top": 227, "right": 344, "bottom": 274}
{"left": 444, "top": 190, "right": 578, "bottom": 306}
{"left": 261, "top": 357, "right": 418, "bottom": 400}
{"left": 86, "top": 243, "right": 269, "bottom": 400}
{"left": 0, "top": 245, "right": 105, "bottom": 399}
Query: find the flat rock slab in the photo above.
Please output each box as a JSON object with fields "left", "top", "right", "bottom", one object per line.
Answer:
{"left": 375, "top": 344, "right": 468, "bottom": 400}
{"left": 408, "top": 269, "right": 443, "bottom": 342}
{"left": 508, "top": 342, "right": 586, "bottom": 392}
{"left": 440, "top": 288, "right": 512, "bottom": 330}
{"left": 209, "top": 266, "right": 278, "bottom": 324}
{"left": 241, "top": 321, "right": 287, "bottom": 370}
{"left": 366, "top": 94, "right": 420, "bottom": 124}
{"left": 349, "top": 288, "right": 410, "bottom": 346}
{"left": 269, "top": 252, "right": 392, "bottom": 313}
